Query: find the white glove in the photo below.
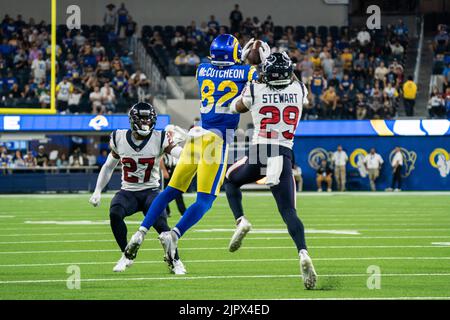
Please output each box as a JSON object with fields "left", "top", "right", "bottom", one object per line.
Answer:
{"left": 241, "top": 38, "right": 255, "bottom": 61}
{"left": 89, "top": 192, "right": 101, "bottom": 207}
{"left": 258, "top": 41, "right": 271, "bottom": 63}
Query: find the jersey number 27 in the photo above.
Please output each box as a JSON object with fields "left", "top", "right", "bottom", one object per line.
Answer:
{"left": 121, "top": 157, "right": 155, "bottom": 183}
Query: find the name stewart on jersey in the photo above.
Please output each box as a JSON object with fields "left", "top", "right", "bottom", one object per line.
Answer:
{"left": 262, "top": 93, "right": 299, "bottom": 104}
{"left": 197, "top": 66, "right": 246, "bottom": 80}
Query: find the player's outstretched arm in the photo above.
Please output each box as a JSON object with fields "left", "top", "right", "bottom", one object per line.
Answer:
{"left": 89, "top": 151, "right": 120, "bottom": 207}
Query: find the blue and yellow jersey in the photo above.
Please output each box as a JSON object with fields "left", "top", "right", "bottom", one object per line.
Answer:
{"left": 196, "top": 63, "right": 258, "bottom": 140}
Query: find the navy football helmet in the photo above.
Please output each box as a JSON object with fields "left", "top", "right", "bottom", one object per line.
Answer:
{"left": 129, "top": 102, "right": 157, "bottom": 137}
{"left": 261, "top": 52, "right": 294, "bottom": 86}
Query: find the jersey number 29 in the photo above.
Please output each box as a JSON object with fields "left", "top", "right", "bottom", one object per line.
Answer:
{"left": 259, "top": 106, "right": 300, "bottom": 139}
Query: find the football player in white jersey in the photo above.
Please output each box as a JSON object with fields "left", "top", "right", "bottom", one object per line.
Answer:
{"left": 225, "top": 52, "right": 317, "bottom": 289}
{"left": 89, "top": 102, "right": 186, "bottom": 274}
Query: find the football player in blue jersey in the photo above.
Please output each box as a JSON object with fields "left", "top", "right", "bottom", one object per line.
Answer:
{"left": 124, "top": 35, "right": 270, "bottom": 270}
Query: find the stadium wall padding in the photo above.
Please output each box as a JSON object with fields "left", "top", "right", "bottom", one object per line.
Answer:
{"left": 0, "top": 172, "right": 121, "bottom": 193}
{"left": 293, "top": 136, "right": 450, "bottom": 191}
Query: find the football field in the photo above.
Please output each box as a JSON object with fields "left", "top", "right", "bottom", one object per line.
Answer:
{"left": 0, "top": 192, "right": 449, "bottom": 300}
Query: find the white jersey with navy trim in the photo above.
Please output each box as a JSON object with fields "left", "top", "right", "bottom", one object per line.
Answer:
{"left": 241, "top": 80, "right": 308, "bottom": 149}
{"left": 110, "top": 129, "right": 169, "bottom": 191}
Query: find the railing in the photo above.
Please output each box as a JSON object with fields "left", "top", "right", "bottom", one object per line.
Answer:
{"left": 0, "top": 166, "right": 101, "bottom": 174}
{"left": 130, "top": 37, "right": 168, "bottom": 99}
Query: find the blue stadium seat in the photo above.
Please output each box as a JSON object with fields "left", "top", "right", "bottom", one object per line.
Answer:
{"left": 295, "top": 25, "right": 306, "bottom": 40}
{"left": 306, "top": 26, "right": 316, "bottom": 36}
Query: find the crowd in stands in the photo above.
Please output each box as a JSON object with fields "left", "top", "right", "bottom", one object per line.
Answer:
{"left": 430, "top": 23, "right": 450, "bottom": 119}
{"left": 0, "top": 3, "right": 154, "bottom": 114}
{"left": 0, "top": 143, "right": 110, "bottom": 170}
{"left": 142, "top": 4, "right": 416, "bottom": 120}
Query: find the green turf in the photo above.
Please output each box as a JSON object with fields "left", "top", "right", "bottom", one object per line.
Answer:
{"left": 0, "top": 192, "right": 450, "bottom": 300}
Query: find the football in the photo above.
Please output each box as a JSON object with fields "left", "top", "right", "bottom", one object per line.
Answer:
{"left": 246, "top": 40, "right": 262, "bottom": 65}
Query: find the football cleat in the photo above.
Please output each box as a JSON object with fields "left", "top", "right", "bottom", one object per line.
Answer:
{"left": 299, "top": 249, "right": 317, "bottom": 290}
{"left": 228, "top": 216, "right": 252, "bottom": 252}
{"left": 171, "top": 259, "right": 187, "bottom": 275}
{"left": 113, "top": 254, "right": 134, "bottom": 272}
{"left": 158, "top": 231, "right": 178, "bottom": 262}
{"left": 124, "top": 230, "right": 145, "bottom": 260}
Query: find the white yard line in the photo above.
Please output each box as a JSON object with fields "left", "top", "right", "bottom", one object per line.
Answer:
{"left": 0, "top": 227, "right": 449, "bottom": 234}
{"left": 16, "top": 221, "right": 450, "bottom": 227}
{"left": 0, "top": 191, "right": 449, "bottom": 200}
{"left": 2, "top": 235, "right": 450, "bottom": 244}
{"left": 0, "top": 245, "right": 448, "bottom": 255}
{"left": 1, "top": 256, "right": 450, "bottom": 268}
{"left": 2, "top": 273, "right": 450, "bottom": 285}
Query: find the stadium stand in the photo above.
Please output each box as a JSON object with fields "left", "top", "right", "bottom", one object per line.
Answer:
{"left": 140, "top": 17, "right": 415, "bottom": 120}
{"left": 0, "top": 13, "right": 148, "bottom": 114}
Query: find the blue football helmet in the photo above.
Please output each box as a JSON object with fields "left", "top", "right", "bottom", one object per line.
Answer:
{"left": 209, "top": 34, "right": 242, "bottom": 66}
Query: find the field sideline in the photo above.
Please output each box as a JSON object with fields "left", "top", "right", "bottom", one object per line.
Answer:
{"left": 0, "top": 192, "right": 449, "bottom": 300}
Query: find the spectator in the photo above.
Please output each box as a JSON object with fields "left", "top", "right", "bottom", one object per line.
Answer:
{"left": 356, "top": 93, "right": 368, "bottom": 120}
{"left": 174, "top": 49, "right": 188, "bottom": 66}
{"left": 97, "top": 149, "right": 108, "bottom": 167}
{"left": 364, "top": 148, "right": 384, "bottom": 191}
{"left": 35, "top": 145, "right": 49, "bottom": 167}
{"left": 389, "top": 147, "right": 403, "bottom": 192}
{"left": 36, "top": 81, "right": 50, "bottom": 108}
{"left": 320, "top": 86, "right": 338, "bottom": 118}
{"left": 73, "top": 31, "right": 87, "bottom": 48}
{"left": 68, "top": 87, "right": 83, "bottom": 113}
{"left": 316, "top": 159, "right": 332, "bottom": 192}
{"left": 103, "top": 4, "right": 116, "bottom": 30}
{"left": 116, "top": 3, "right": 129, "bottom": 37}
{"left": 92, "top": 41, "right": 106, "bottom": 57}
{"left": 56, "top": 77, "right": 73, "bottom": 112}
{"left": 12, "top": 150, "right": 26, "bottom": 168}
{"left": 90, "top": 86, "right": 104, "bottom": 114}
{"left": 56, "top": 153, "right": 69, "bottom": 167}
{"left": 375, "top": 61, "right": 389, "bottom": 83}
{"left": 0, "top": 146, "right": 11, "bottom": 168}
{"left": 428, "top": 88, "right": 445, "bottom": 118}
{"left": 24, "top": 151, "right": 36, "bottom": 167}
{"left": 332, "top": 145, "right": 348, "bottom": 192}
{"left": 31, "top": 52, "right": 46, "bottom": 84}
{"left": 100, "top": 82, "right": 116, "bottom": 113}
{"left": 357, "top": 27, "right": 371, "bottom": 47}
{"left": 402, "top": 75, "right": 417, "bottom": 116}
{"left": 69, "top": 148, "right": 85, "bottom": 167}
{"left": 229, "top": 4, "right": 242, "bottom": 33}
{"left": 186, "top": 50, "right": 200, "bottom": 66}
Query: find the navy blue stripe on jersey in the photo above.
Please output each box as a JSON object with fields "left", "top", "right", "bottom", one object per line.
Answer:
{"left": 299, "top": 81, "right": 305, "bottom": 100}
{"left": 112, "top": 130, "right": 117, "bottom": 149}
{"left": 160, "top": 130, "right": 166, "bottom": 150}
{"left": 250, "top": 83, "right": 255, "bottom": 105}
{"left": 126, "top": 129, "right": 152, "bottom": 152}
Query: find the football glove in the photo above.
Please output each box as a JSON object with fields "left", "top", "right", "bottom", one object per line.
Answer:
{"left": 89, "top": 192, "right": 101, "bottom": 207}
{"left": 241, "top": 38, "right": 255, "bottom": 62}
{"left": 258, "top": 41, "right": 271, "bottom": 63}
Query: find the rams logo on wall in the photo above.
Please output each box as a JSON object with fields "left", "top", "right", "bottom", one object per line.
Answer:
{"left": 308, "top": 148, "right": 332, "bottom": 170}
{"left": 349, "top": 148, "right": 368, "bottom": 178}
{"left": 389, "top": 147, "right": 417, "bottom": 177}
{"left": 88, "top": 115, "right": 109, "bottom": 131}
{"left": 429, "top": 148, "right": 450, "bottom": 178}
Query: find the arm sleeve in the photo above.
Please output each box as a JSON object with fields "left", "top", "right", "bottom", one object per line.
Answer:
{"left": 93, "top": 153, "right": 119, "bottom": 194}
{"left": 241, "top": 82, "right": 254, "bottom": 109}
{"left": 109, "top": 131, "right": 118, "bottom": 154}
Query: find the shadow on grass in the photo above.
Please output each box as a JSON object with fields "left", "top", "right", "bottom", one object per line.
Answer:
{"left": 314, "top": 276, "right": 342, "bottom": 291}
